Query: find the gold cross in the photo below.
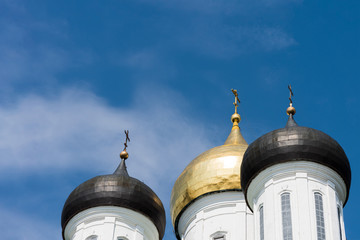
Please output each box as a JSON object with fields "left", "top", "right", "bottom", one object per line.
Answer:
{"left": 288, "top": 84, "right": 294, "bottom": 104}
{"left": 231, "top": 89, "right": 241, "bottom": 114}
{"left": 123, "top": 130, "right": 130, "bottom": 150}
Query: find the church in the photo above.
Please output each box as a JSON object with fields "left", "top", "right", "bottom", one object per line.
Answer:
{"left": 60, "top": 88, "right": 351, "bottom": 240}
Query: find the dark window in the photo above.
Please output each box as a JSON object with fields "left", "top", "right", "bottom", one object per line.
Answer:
{"left": 314, "top": 193, "right": 326, "bottom": 240}
{"left": 281, "top": 193, "right": 293, "bottom": 240}
{"left": 337, "top": 206, "right": 342, "bottom": 240}
{"left": 260, "top": 205, "right": 264, "bottom": 240}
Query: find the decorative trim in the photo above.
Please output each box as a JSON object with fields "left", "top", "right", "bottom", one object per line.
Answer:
{"left": 177, "top": 191, "right": 249, "bottom": 239}
{"left": 64, "top": 206, "right": 158, "bottom": 240}
{"left": 247, "top": 161, "right": 347, "bottom": 211}
{"left": 174, "top": 189, "right": 241, "bottom": 239}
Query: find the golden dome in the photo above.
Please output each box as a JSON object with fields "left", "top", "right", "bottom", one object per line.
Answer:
{"left": 170, "top": 113, "right": 248, "bottom": 228}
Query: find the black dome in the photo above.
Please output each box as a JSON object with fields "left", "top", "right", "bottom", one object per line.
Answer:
{"left": 241, "top": 115, "right": 351, "bottom": 206}
{"left": 61, "top": 160, "right": 166, "bottom": 240}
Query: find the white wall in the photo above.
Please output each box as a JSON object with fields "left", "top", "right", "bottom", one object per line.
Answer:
{"left": 63, "top": 206, "right": 159, "bottom": 240}
{"left": 246, "top": 161, "right": 347, "bottom": 240}
{"left": 177, "top": 191, "right": 254, "bottom": 240}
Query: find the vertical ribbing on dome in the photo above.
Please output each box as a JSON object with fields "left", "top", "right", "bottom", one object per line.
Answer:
{"left": 114, "top": 158, "right": 129, "bottom": 176}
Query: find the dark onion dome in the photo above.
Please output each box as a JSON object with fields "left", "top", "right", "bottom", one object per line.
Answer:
{"left": 61, "top": 158, "right": 166, "bottom": 240}
{"left": 241, "top": 114, "right": 351, "bottom": 208}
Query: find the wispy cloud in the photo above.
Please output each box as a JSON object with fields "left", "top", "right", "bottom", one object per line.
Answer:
{"left": 132, "top": 0, "right": 299, "bottom": 59}
{"left": 0, "top": 205, "right": 59, "bottom": 240}
{"left": 177, "top": 22, "right": 296, "bottom": 58}
{"left": 141, "top": 0, "right": 301, "bottom": 15}
{"left": 120, "top": 49, "right": 161, "bottom": 70}
{"left": 252, "top": 27, "right": 296, "bottom": 51}
{"left": 0, "top": 5, "right": 66, "bottom": 84}
{"left": 0, "top": 86, "right": 213, "bottom": 186}
{"left": 0, "top": 86, "right": 215, "bottom": 239}
{"left": 0, "top": 1, "right": 93, "bottom": 91}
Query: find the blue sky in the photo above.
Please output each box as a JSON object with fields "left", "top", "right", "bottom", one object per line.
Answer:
{"left": 0, "top": 0, "right": 359, "bottom": 239}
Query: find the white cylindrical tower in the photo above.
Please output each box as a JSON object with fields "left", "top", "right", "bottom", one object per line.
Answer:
{"left": 176, "top": 191, "right": 253, "bottom": 240}
{"left": 241, "top": 106, "right": 351, "bottom": 240}
{"left": 170, "top": 98, "right": 254, "bottom": 240}
{"left": 61, "top": 148, "right": 166, "bottom": 240}
{"left": 63, "top": 206, "right": 160, "bottom": 240}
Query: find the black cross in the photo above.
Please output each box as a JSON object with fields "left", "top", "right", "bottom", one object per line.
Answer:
{"left": 123, "top": 130, "right": 130, "bottom": 150}
{"left": 288, "top": 84, "right": 294, "bottom": 104}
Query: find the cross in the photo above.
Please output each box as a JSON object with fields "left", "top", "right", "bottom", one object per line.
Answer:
{"left": 288, "top": 84, "right": 294, "bottom": 104}
{"left": 123, "top": 130, "right": 130, "bottom": 150}
{"left": 231, "top": 89, "right": 241, "bottom": 114}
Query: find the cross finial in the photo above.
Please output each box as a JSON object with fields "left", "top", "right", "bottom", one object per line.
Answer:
{"left": 288, "top": 84, "right": 294, "bottom": 104}
{"left": 286, "top": 84, "right": 296, "bottom": 116}
{"left": 231, "top": 89, "right": 241, "bottom": 114}
{"left": 123, "top": 130, "right": 130, "bottom": 151}
{"left": 120, "top": 130, "right": 130, "bottom": 160}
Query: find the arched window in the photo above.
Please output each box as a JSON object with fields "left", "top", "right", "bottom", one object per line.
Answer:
{"left": 281, "top": 193, "right": 293, "bottom": 240}
{"left": 314, "top": 193, "right": 326, "bottom": 240}
{"left": 259, "top": 205, "right": 264, "bottom": 240}
{"left": 337, "top": 206, "right": 342, "bottom": 240}
{"left": 85, "top": 235, "right": 98, "bottom": 240}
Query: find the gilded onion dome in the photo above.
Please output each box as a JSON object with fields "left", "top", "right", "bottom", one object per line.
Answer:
{"left": 170, "top": 91, "right": 248, "bottom": 238}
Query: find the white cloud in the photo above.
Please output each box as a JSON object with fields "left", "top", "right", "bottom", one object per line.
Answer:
{"left": 0, "top": 87, "right": 216, "bottom": 240}
{"left": 0, "top": 87, "right": 213, "bottom": 188}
